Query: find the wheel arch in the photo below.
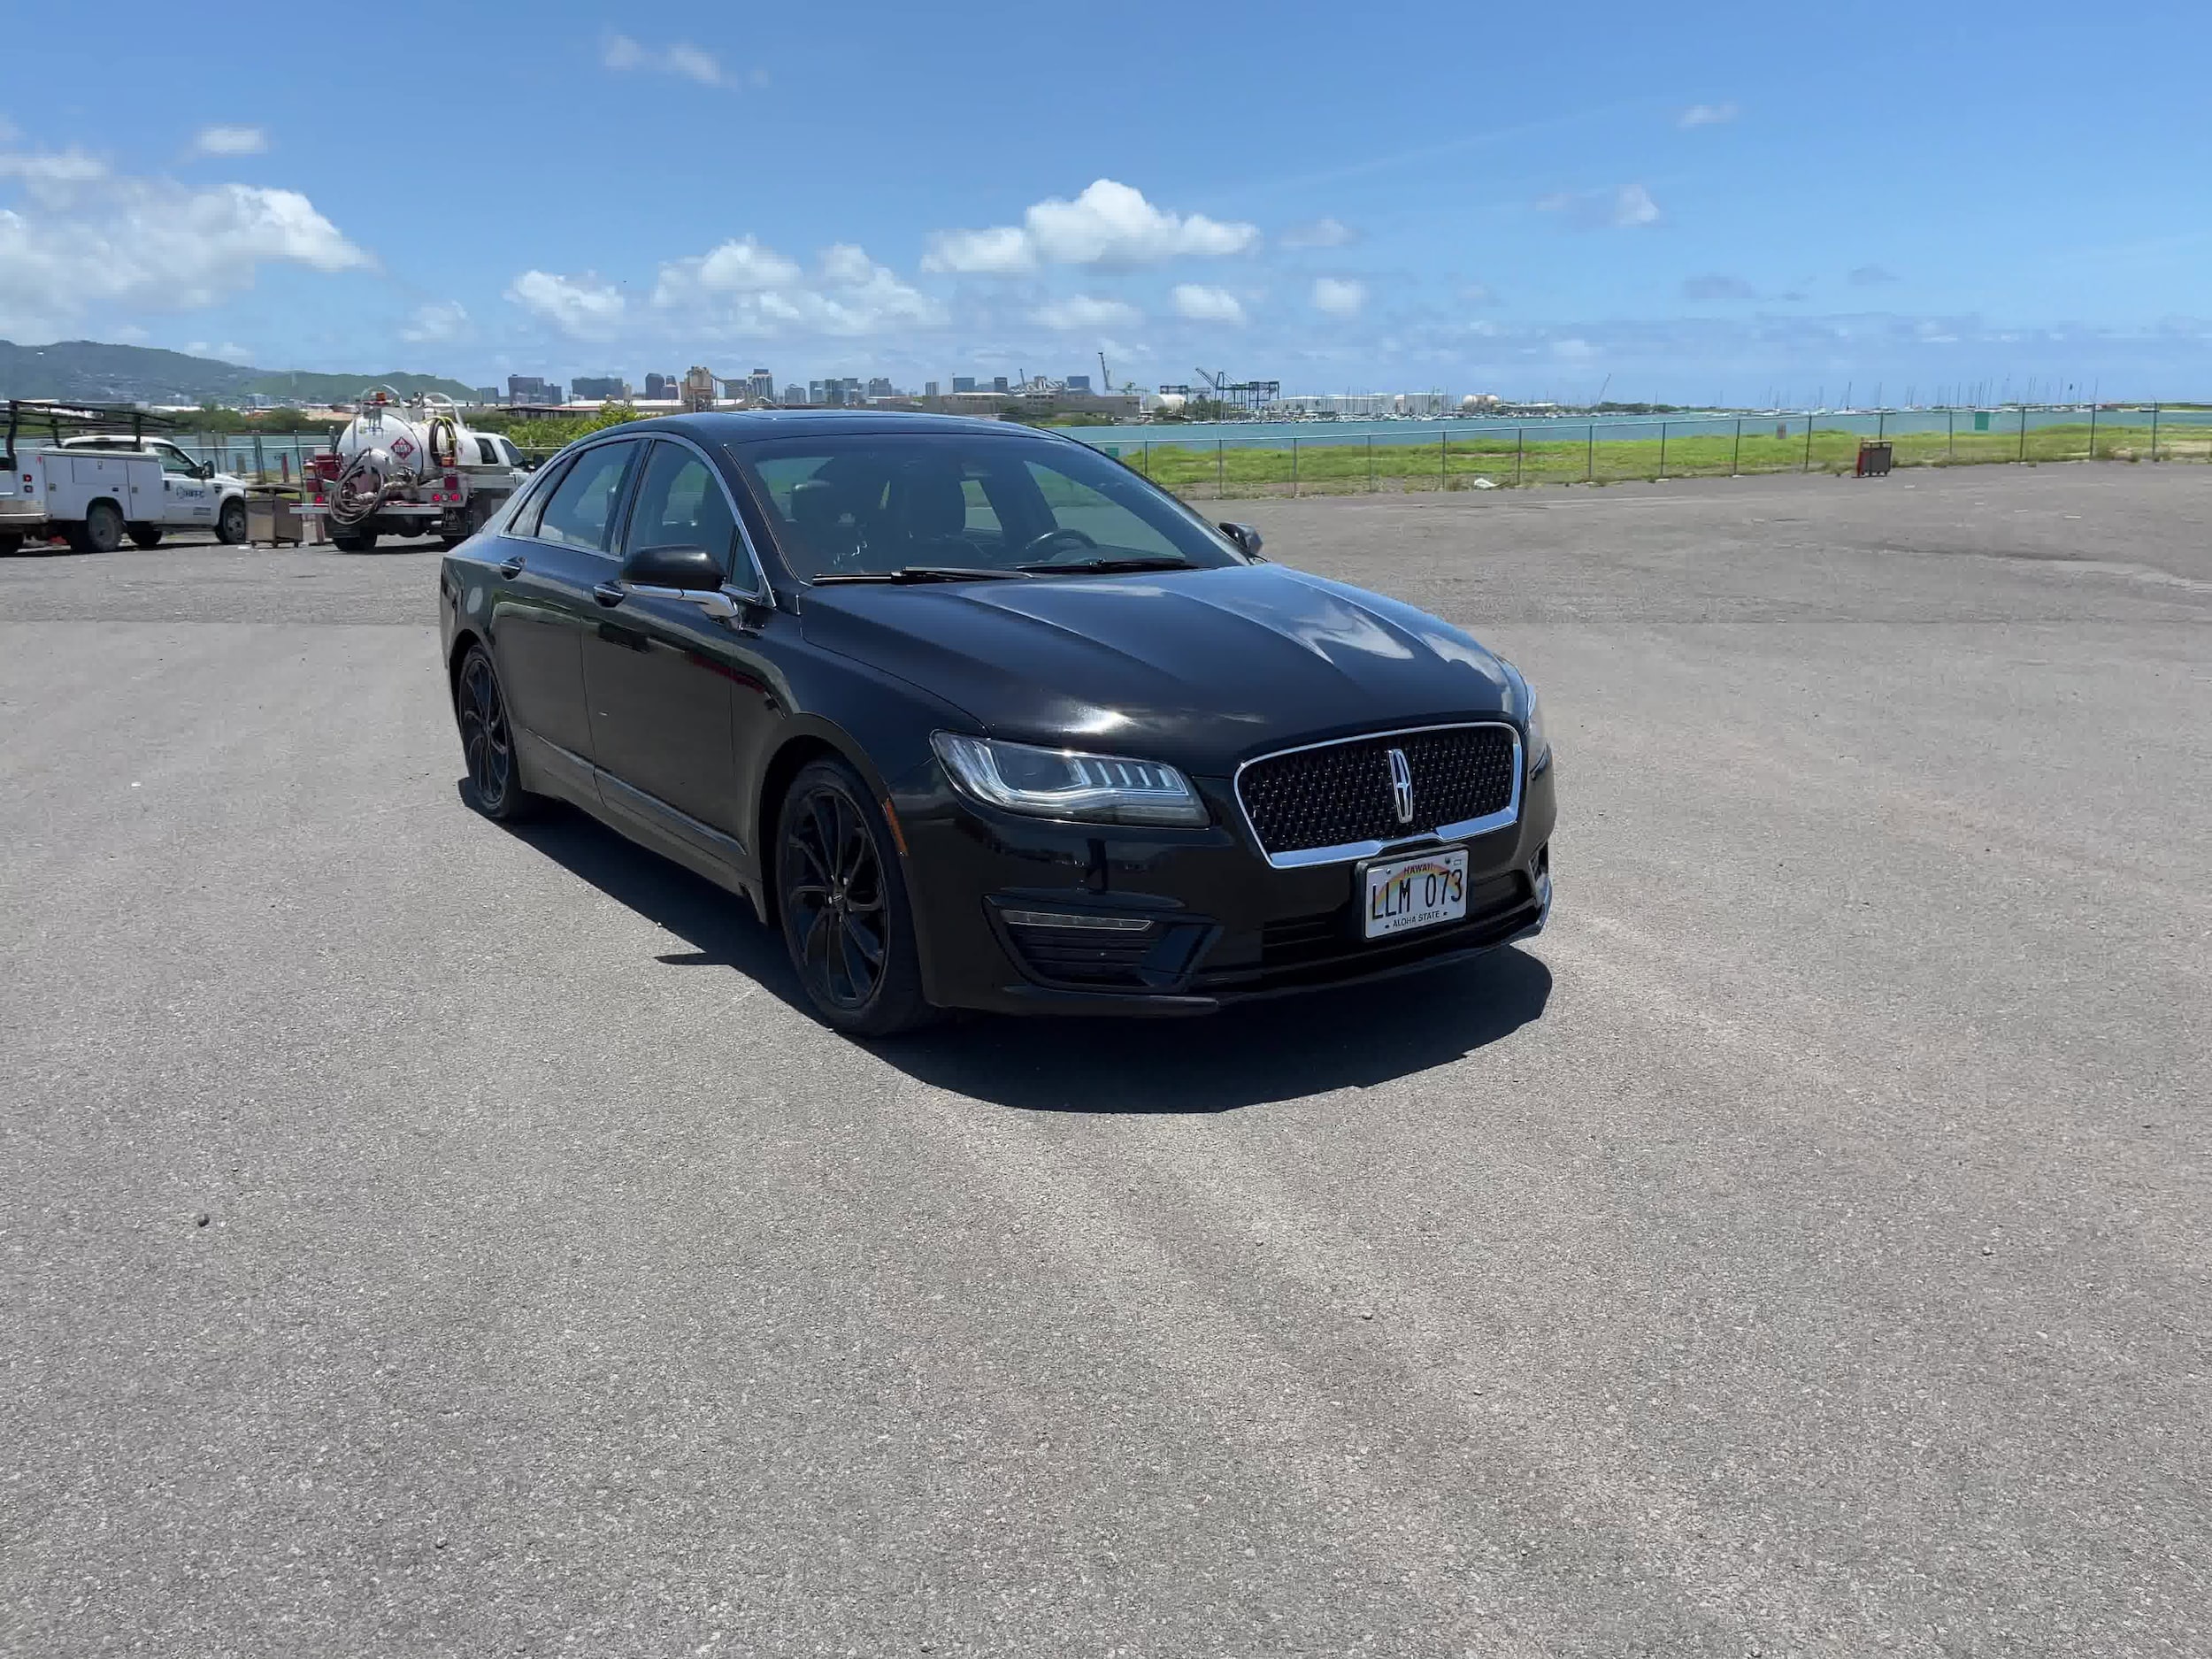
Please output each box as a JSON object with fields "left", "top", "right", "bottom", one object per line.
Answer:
{"left": 447, "top": 626, "right": 484, "bottom": 705}
{"left": 751, "top": 720, "right": 900, "bottom": 929}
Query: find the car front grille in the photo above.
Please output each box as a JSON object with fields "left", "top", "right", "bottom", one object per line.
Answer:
{"left": 1236, "top": 724, "right": 1519, "bottom": 861}
{"left": 1002, "top": 923, "right": 1160, "bottom": 989}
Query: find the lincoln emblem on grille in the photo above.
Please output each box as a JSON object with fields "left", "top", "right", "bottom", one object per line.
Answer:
{"left": 1386, "top": 748, "right": 1415, "bottom": 825}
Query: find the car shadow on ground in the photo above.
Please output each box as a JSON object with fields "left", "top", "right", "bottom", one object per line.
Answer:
{"left": 497, "top": 791, "right": 1551, "bottom": 1115}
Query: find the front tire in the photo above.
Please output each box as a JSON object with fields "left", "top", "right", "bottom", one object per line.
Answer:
{"left": 127, "top": 523, "right": 163, "bottom": 549}
{"left": 454, "top": 643, "right": 541, "bottom": 822}
{"left": 776, "top": 759, "right": 933, "bottom": 1037}
{"left": 216, "top": 498, "right": 249, "bottom": 545}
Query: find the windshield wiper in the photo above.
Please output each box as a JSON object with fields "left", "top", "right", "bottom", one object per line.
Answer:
{"left": 812, "top": 565, "right": 1034, "bottom": 585}
{"left": 1015, "top": 555, "right": 1195, "bottom": 575}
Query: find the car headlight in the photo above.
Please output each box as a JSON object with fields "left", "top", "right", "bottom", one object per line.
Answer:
{"left": 931, "top": 733, "right": 1209, "bottom": 826}
{"left": 1501, "top": 661, "right": 1551, "bottom": 773}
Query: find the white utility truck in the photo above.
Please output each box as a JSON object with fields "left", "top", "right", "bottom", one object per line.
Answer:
{"left": 302, "top": 388, "right": 527, "bottom": 551}
{"left": 0, "top": 401, "right": 250, "bottom": 553}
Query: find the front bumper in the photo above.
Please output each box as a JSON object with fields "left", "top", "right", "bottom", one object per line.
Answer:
{"left": 895, "top": 761, "right": 1557, "bottom": 1018}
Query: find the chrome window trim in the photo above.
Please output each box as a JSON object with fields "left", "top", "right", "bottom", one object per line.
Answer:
{"left": 1233, "top": 719, "right": 1524, "bottom": 870}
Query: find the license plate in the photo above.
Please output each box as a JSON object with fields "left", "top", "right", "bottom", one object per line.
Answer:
{"left": 1362, "top": 848, "right": 1470, "bottom": 939}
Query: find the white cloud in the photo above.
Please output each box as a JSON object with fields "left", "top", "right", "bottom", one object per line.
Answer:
{"left": 656, "top": 234, "right": 804, "bottom": 298}
{"left": 402, "top": 300, "right": 471, "bottom": 344}
{"left": 653, "top": 239, "right": 943, "bottom": 338}
{"left": 1032, "top": 294, "right": 1141, "bottom": 330}
{"left": 1311, "top": 276, "right": 1367, "bottom": 318}
{"left": 924, "top": 179, "right": 1259, "bottom": 274}
{"left": 191, "top": 125, "right": 267, "bottom": 157}
{"left": 1678, "top": 102, "right": 1740, "bottom": 128}
{"left": 1281, "top": 216, "right": 1356, "bottom": 249}
{"left": 0, "top": 149, "right": 369, "bottom": 336}
{"left": 921, "top": 224, "right": 1033, "bottom": 276}
{"left": 1551, "top": 337, "right": 1597, "bottom": 360}
{"left": 603, "top": 34, "right": 729, "bottom": 88}
{"left": 1460, "top": 282, "right": 1500, "bottom": 305}
{"left": 1171, "top": 283, "right": 1246, "bottom": 326}
{"left": 0, "top": 149, "right": 113, "bottom": 198}
{"left": 1849, "top": 264, "right": 1901, "bottom": 287}
{"left": 1537, "top": 183, "right": 1662, "bottom": 230}
{"left": 505, "top": 270, "right": 626, "bottom": 338}
{"left": 184, "top": 341, "right": 254, "bottom": 365}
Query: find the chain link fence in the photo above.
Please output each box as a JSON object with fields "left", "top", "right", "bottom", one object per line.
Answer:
{"left": 161, "top": 404, "right": 2212, "bottom": 498}
{"left": 1078, "top": 405, "right": 2212, "bottom": 502}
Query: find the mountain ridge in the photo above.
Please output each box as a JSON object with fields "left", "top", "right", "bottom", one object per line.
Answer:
{"left": 0, "top": 339, "right": 479, "bottom": 406}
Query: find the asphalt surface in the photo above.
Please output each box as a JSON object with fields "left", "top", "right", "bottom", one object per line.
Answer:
{"left": 3, "top": 465, "right": 2208, "bottom": 1656}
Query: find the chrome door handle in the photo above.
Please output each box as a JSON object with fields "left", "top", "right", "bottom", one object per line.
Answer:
{"left": 498, "top": 554, "right": 525, "bottom": 576}
{"left": 592, "top": 580, "right": 626, "bottom": 607}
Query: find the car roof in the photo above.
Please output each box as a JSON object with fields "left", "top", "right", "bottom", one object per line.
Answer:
{"left": 603, "top": 409, "right": 1065, "bottom": 446}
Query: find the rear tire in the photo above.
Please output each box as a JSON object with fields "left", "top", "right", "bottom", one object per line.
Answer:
{"left": 775, "top": 758, "right": 935, "bottom": 1037}
{"left": 0, "top": 531, "right": 23, "bottom": 557}
{"left": 66, "top": 500, "right": 125, "bottom": 554}
{"left": 454, "top": 643, "right": 543, "bottom": 822}
{"left": 216, "top": 497, "right": 248, "bottom": 545}
{"left": 330, "top": 527, "right": 377, "bottom": 553}
{"left": 127, "top": 523, "right": 163, "bottom": 549}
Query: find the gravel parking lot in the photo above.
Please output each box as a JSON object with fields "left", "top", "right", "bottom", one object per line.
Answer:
{"left": 3, "top": 464, "right": 2208, "bottom": 1656}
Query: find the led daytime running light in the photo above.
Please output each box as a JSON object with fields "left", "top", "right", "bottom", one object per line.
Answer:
{"left": 932, "top": 733, "right": 1207, "bottom": 826}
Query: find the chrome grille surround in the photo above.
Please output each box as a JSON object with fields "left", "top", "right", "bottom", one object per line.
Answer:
{"left": 1233, "top": 720, "right": 1524, "bottom": 869}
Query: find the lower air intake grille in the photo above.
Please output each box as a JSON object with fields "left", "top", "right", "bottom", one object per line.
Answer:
{"left": 1003, "top": 924, "right": 1158, "bottom": 989}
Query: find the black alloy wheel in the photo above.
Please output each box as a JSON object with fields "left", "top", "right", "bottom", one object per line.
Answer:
{"left": 776, "top": 759, "right": 932, "bottom": 1036}
{"left": 127, "top": 523, "right": 163, "bottom": 549}
{"left": 70, "top": 500, "right": 124, "bottom": 554}
{"left": 455, "top": 644, "right": 538, "bottom": 821}
{"left": 216, "top": 498, "right": 249, "bottom": 545}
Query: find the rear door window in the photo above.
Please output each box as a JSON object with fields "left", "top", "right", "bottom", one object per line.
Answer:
{"left": 534, "top": 441, "right": 640, "bottom": 553}
{"left": 509, "top": 456, "right": 572, "bottom": 536}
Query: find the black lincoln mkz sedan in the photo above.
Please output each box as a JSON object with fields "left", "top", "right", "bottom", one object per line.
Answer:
{"left": 440, "top": 411, "right": 1555, "bottom": 1035}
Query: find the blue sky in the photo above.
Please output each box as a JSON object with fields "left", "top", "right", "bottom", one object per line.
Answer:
{"left": 3, "top": 0, "right": 2208, "bottom": 402}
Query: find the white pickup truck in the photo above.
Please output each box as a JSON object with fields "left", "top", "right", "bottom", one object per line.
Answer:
{"left": 0, "top": 431, "right": 250, "bottom": 553}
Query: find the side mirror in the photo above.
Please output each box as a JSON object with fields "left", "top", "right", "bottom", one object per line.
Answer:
{"left": 1219, "top": 521, "right": 1263, "bottom": 559}
{"left": 619, "top": 543, "right": 724, "bottom": 593}
{"left": 199, "top": 463, "right": 215, "bottom": 480}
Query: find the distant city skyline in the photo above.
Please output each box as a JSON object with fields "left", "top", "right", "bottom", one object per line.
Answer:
{"left": 3, "top": 1, "right": 2206, "bottom": 399}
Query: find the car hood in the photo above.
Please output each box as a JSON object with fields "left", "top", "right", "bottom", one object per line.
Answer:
{"left": 799, "top": 563, "right": 1514, "bottom": 771}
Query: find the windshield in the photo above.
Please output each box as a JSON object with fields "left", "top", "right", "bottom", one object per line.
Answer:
{"left": 729, "top": 432, "right": 1246, "bottom": 580}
